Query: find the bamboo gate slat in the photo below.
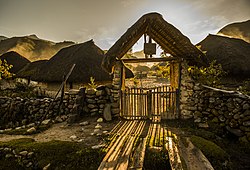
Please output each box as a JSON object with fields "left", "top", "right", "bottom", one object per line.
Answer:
{"left": 121, "top": 85, "right": 178, "bottom": 121}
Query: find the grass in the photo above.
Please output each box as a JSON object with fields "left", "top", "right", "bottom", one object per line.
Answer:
{"left": 0, "top": 138, "right": 106, "bottom": 170}
{"left": 143, "top": 148, "right": 171, "bottom": 170}
{"left": 190, "top": 135, "right": 231, "bottom": 170}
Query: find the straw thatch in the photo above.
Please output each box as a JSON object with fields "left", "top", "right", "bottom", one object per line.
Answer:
{"left": 17, "top": 60, "right": 48, "bottom": 80}
{"left": 18, "top": 40, "right": 133, "bottom": 83}
{"left": 197, "top": 34, "right": 250, "bottom": 78}
{"left": 102, "top": 12, "right": 207, "bottom": 73}
{"left": 0, "top": 51, "right": 30, "bottom": 73}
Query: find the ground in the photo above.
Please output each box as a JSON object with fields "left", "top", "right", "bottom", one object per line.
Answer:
{"left": 0, "top": 116, "right": 118, "bottom": 145}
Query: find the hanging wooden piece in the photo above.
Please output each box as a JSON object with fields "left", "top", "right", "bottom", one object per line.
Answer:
{"left": 144, "top": 36, "right": 156, "bottom": 56}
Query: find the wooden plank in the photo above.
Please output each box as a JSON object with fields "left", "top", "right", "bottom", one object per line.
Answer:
{"left": 122, "top": 57, "right": 178, "bottom": 63}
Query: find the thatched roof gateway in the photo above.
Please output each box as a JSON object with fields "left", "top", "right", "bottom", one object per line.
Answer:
{"left": 102, "top": 12, "right": 207, "bottom": 73}
{"left": 17, "top": 40, "right": 133, "bottom": 83}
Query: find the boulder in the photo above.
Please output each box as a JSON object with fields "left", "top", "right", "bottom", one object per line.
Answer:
{"left": 97, "top": 118, "right": 103, "bottom": 123}
{"left": 103, "top": 104, "right": 112, "bottom": 121}
{"left": 27, "top": 127, "right": 36, "bottom": 133}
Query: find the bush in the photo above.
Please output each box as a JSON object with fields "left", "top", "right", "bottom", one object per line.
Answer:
{"left": 188, "top": 60, "right": 226, "bottom": 86}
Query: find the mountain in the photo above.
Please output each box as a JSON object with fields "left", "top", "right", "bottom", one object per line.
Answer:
{"left": 0, "top": 36, "right": 8, "bottom": 41}
{"left": 17, "top": 40, "right": 133, "bottom": 83}
{"left": 217, "top": 20, "right": 250, "bottom": 43}
{"left": 197, "top": 34, "right": 250, "bottom": 79}
{"left": 0, "top": 51, "right": 30, "bottom": 73}
{"left": 0, "top": 34, "right": 75, "bottom": 61}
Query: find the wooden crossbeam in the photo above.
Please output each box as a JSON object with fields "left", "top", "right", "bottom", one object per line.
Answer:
{"left": 122, "top": 57, "right": 179, "bottom": 63}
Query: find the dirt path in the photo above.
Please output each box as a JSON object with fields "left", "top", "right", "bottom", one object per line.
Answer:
{"left": 0, "top": 117, "right": 118, "bottom": 146}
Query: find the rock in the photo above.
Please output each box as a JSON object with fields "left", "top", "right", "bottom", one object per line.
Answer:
{"left": 211, "top": 117, "right": 219, "bottom": 123}
{"left": 233, "top": 114, "right": 240, "bottom": 120}
{"left": 87, "top": 99, "right": 96, "bottom": 104}
{"left": 91, "top": 144, "right": 105, "bottom": 149}
{"left": 0, "top": 130, "right": 4, "bottom": 133}
{"left": 79, "top": 121, "right": 89, "bottom": 126}
{"left": 198, "top": 122, "right": 209, "bottom": 128}
{"left": 94, "top": 129, "right": 102, "bottom": 134}
{"left": 15, "top": 127, "right": 22, "bottom": 130}
{"left": 26, "top": 162, "right": 33, "bottom": 168}
{"left": 86, "top": 88, "right": 96, "bottom": 95}
{"left": 226, "top": 126, "right": 244, "bottom": 137}
{"left": 41, "top": 119, "right": 51, "bottom": 125}
{"left": 69, "top": 135, "right": 77, "bottom": 140}
{"left": 97, "top": 118, "right": 103, "bottom": 123}
{"left": 27, "top": 152, "right": 34, "bottom": 158}
{"left": 243, "top": 121, "right": 250, "bottom": 126}
{"left": 55, "top": 116, "right": 63, "bottom": 123}
{"left": 5, "top": 154, "right": 13, "bottom": 158}
{"left": 67, "top": 114, "right": 78, "bottom": 124}
{"left": 103, "top": 131, "right": 109, "bottom": 135}
{"left": 95, "top": 124, "right": 102, "bottom": 129}
{"left": 103, "top": 104, "right": 112, "bottom": 121}
{"left": 19, "top": 150, "right": 28, "bottom": 156}
{"left": 88, "top": 104, "right": 98, "bottom": 109}
{"left": 96, "top": 90, "right": 105, "bottom": 96}
{"left": 218, "top": 115, "right": 226, "bottom": 122}
{"left": 194, "top": 118, "right": 202, "bottom": 123}
{"left": 243, "top": 103, "right": 250, "bottom": 110}
{"left": 43, "top": 163, "right": 51, "bottom": 170}
{"left": 27, "top": 127, "right": 36, "bottom": 133}
{"left": 27, "top": 123, "right": 35, "bottom": 128}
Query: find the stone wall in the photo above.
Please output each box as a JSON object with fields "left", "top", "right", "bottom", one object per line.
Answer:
{"left": 0, "top": 84, "right": 120, "bottom": 130}
{"left": 182, "top": 84, "right": 250, "bottom": 142}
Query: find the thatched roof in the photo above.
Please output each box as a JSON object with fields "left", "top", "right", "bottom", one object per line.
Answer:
{"left": 218, "top": 20, "right": 250, "bottom": 43}
{"left": 197, "top": 34, "right": 250, "bottom": 78}
{"left": 17, "top": 60, "right": 48, "bottom": 80}
{"left": 102, "top": 12, "right": 207, "bottom": 73}
{"left": 19, "top": 40, "right": 133, "bottom": 83}
{"left": 0, "top": 51, "right": 30, "bottom": 73}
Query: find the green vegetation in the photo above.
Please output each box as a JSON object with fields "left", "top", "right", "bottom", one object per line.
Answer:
{"left": 190, "top": 136, "right": 231, "bottom": 170}
{"left": 144, "top": 148, "right": 171, "bottom": 170}
{"left": 156, "top": 64, "right": 170, "bottom": 79}
{"left": 0, "top": 138, "right": 105, "bottom": 170}
{"left": 88, "top": 76, "right": 97, "bottom": 89}
{"left": 238, "top": 79, "right": 250, "bottom": 95}
{"left": 0, "top": 59, "right": 14, "bottom": 80}
{"left": 188, "top": 60, "right": 226, "bottom": 86}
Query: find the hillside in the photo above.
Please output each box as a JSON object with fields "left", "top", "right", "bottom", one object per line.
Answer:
{"left": 0, "top": 36, "right": 8, "bottom": 41}
{"left": 197, "top": 34, "right": 250, "bottom": 79}
{"left": 218, "top": 20, "right": 250, "bottom": 43}
{"left": 0, "top": 51, "right": 30, "bottom": 74}
{"left": 0, "top": 35, "right": 75, "bottom": 61}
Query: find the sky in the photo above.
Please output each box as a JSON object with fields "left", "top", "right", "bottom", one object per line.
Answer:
{"left": 0, "top": 0, "right": 249, "bottom": 51}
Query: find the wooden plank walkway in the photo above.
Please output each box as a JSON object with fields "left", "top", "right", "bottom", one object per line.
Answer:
{"left": 98, "top": 121, "right": 184, "bottom": 170}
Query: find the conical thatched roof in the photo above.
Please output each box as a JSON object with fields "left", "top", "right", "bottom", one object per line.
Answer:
{"left": 197, "top": 34, "right": 250, "bottom": 78}
{"left": 0, "top": 51, "right": 30, "bottom": 73}
{"left": 102, "top": 12, "right": 207, "bottom": 73}
{"left": 17, "top": 60, "right": 48, "bottom": 80}
{"left": 21, "top": 40, "right": 133, "bottom": 83}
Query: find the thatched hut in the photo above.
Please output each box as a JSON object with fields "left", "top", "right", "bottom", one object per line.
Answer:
{"left": 0, "top": 51, "right": 30, "bottom": 73}
{"left": 16, "top": 40, "right": 133, "bottom": 91}
{"left": 197, "top": 34, "right": 250, "bottom": 80}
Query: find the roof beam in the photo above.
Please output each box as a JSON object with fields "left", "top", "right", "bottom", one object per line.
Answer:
{"left": 122, "top": 57, "right": 179, "bottom": 63}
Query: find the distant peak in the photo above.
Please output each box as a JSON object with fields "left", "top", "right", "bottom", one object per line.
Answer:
{"left": 27, "top": 34, "right": 39, "bottom": 39}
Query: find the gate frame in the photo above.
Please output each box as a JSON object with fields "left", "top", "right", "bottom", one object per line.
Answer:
{"left": 116, "top": 57, "right": 182, "bottom": 120}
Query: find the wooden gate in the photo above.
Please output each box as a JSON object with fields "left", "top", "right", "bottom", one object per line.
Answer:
{"left": 121, "top": 86, "right": 179, "bottom": 120}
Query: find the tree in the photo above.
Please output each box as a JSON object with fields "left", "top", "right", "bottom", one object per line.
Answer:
{"left": 0, "top": 59, "right": 14, "bottom": 80}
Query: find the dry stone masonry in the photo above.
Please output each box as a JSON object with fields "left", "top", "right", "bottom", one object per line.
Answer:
{"left": 0, "top": 84, "right": 119, "bottom": 130}
{"left": 181, "top": 83, "right": 250, "bottom": 142}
